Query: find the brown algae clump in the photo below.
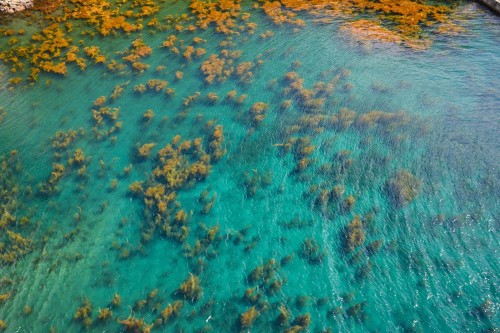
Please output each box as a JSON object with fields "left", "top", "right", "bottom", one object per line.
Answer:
{"left": 119, "top": 316, "right": 153, "bottom": 333}
{"left": 0, "top": 152, "right": 32, "bottom": 264}
{"left": 344, "top": 215, "right": 365, "bottom": 251}
{"left": 178, "top": 273, "right": 202, "bottom": 302}
{"left": 300, "top": 238, "right": 325, "bottom": 264}
{"left": 158, "top": 301, "right": 183, "bottom": 324}
{"left": 240, "top": 306, "right": 259, "bottom": 328}
{"left": 74, "top": 299, "right": 93, "bottom": 328}
{"left": 386, "top": 170, "right": 422, "bottom": 206}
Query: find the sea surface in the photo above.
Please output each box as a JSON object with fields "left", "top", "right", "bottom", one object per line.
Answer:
{"left": 0, "top": 1, "right": 499, "bottom": 332}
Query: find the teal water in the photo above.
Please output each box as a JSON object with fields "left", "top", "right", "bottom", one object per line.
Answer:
{"left": 0, "top": 2, "right": 499, "bottom": 332}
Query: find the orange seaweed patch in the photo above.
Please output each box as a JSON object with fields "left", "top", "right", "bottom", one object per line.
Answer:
{"left": 260, "top": 1, "right": 305, "bottom": 26}
{"left": 84, "top": 46, "right": 106, "bottom": 64}
{"left": 66, "top": 0, "right": 143, "bottom": 36}
{"left": 260, "top": 0, "right": 458, "bottom": 46}
{"left": 200, "top": 51, "right": 238, "bottom": 84}
{"left": 340, "top": 20, "right": 402, "bottom": 45}
{"left": 189, "top": 0, "right": 242, "bottom": 34}
{"left": 122, "top": 39, "right": 153, "bottom": 73}
{"left": 128, "top": 127, "right": 226, "bottom": 244}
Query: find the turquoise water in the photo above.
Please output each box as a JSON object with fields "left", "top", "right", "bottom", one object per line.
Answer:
{"left": 0, "top": 2, "right": 499, "bottom": 332}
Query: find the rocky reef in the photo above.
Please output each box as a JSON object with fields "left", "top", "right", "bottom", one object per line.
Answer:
{"left": 0, "top": 0, "right": 32, "bottom": 13}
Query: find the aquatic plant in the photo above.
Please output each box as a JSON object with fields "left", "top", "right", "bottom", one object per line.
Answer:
{"left": 276, "top": 305, "right": 290, "bottom": 325}
{"left": 51, "top": 129, "right": 79, "bottom": 151}
{"left": 0, "top": 292, "right": 11, "bottom": 304}
{"left": 206, "top": 92, "right": 219, "bottom": 105}
{"left": 122, "top": 39, "right": 153, "bottom": 73}
{"left": 23, "top": 305, "right": 32, "bottom": 315}
{"left": 189, "top": 0, "right": 242, "bottom": 34}
{"left": 68, "top": 148, "right": 86, "bottom": 167}
{"left": 343, "top": 195, "right": 356, "bottom": 212}
{"left": 111, "top": 293, "right": 121, "bottom": 307}
{"left": 178, "top": 274, "right": 202, "bottom": 302}
{"left": 207, "top": 125, "right": 226, "bottom": 162}
{"left": 240, "top": 306, "right": 259, "bottom": 328}
{"left": 143, "top": 109, "right": 154, "bottom": 122}
{"left": 259, "top": 0, "right": 457, "bottom": 47}
{"left": 283, "top": 313, "right": 311, "bottom": 332}
{"left": 74, "top": 299, "right": 92, "bottom": 328}
{"left": 128, "top": 181, "right": 144, "bottom": 196}
{"left": 344, "top": 215, "right": 365, "bottom": 251}
{"left": 119, "top": 316, "right": 153, "bottom": 333}
{"left": 110, "top": 83, "right": 128, "bottom": 100}
{"left": 38, "top": 163, "right": 66, "bottom": 196}
{"left": 136, "top": 143, "right": 157, "bottom": 160}
{"left": 280, "top": 217, "right": 314, "bottom": 229}
{"left": 386, "top": 170, "right": 422, "bottom": 206}
{"left": 249, "top": 102, "right": 269, "bottom": 126}
{"left": 247, "top": 258, "right": 280, "bottom": 288}
{"left": 476, "top": 299, "right": 496, "bottom": 319}
{"left": 346, "top": 301, "right": 367, "bottom": 318}
{"left": 159, "top": 301, "right": 183, "bottom": 323}
{"left": 300, "top": 238, "right": 326, "bottom": 264}
{"left": 366, "top": 240, "right": 383, "bottom": 255}
{"left": 200, "top": 52, "right": 235, "bottom": 84}
{"left": 97, "top": 308, "right": 112, "bottom": 321}
{"left": 241, "top": 169, "right": 272, "bottom": 198}
{"left": 235, "top": 61, "right": 255, "bottom": 84}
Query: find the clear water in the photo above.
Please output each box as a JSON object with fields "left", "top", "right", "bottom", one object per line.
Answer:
{"left": 0, "top": 2, "right": 499, "bottom": 333}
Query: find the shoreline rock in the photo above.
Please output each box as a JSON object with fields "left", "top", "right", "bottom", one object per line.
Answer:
{"left": 0, "top": 0, "right": 33, "bottom": 13}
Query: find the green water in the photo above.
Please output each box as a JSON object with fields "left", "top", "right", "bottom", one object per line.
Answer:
{"left": 0, "top": 2, "right": 499, "bottom": 333}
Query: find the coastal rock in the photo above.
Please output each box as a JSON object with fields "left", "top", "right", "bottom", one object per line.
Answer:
{"left": 0, "top": 0, "right": 33, "bottom": 13}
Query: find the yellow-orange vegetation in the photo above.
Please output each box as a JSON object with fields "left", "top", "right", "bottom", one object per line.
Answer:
{"left": 258, "top": 0, "right": 458, "bottom": 46}
{"left": 189, "top": 0, "right": 241, "bottom": 34}
{"left": 122, "top": 39, "right": 153, "bottom": 72}
{"left": 84, "top": 46, "right": 106, "bottom": 64}
{"left": 261, "top": 1, "right": 305, "bottom": 26}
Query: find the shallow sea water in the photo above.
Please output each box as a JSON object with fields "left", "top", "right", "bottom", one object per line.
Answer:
{"left": 0, "top": 2, "right": 499, "bottom": 333}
